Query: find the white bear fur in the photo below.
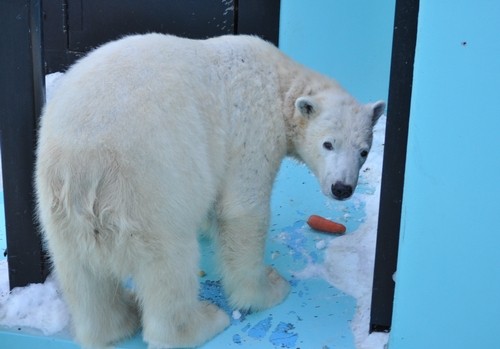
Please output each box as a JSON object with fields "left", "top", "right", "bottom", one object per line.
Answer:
{"left": 35, "top": 33, "right": 385, "bottom": 348}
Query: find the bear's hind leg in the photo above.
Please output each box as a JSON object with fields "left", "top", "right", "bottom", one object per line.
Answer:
{"left": 53, "top": 257, "right": 140, "bottom": 348}
{"left": 133, "top": 225, "right": 229, "bottom": 348}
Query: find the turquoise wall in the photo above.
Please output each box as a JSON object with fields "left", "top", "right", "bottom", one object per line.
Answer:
{"left": 279, "top": 0, "right": 395, "bottom": 103}
{"left": 390, "top": 1, "right": 500, "bottom": 348}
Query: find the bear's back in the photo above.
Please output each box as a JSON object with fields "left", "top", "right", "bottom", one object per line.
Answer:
{"left": 41, "top": 34, "right": 283, "bottom": 149}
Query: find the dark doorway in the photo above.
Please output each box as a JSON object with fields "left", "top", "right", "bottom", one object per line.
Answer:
{"left": 43, "top": 0, "right": 281, "bottom": 73}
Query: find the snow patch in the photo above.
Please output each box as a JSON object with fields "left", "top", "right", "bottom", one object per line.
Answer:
{"left": 0, "top": 260, "right": 70, "bottom": 335}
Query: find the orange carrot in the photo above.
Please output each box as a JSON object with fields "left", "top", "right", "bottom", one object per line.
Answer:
{"left": 307, "top": 215, "right": 346, "bottom": 234}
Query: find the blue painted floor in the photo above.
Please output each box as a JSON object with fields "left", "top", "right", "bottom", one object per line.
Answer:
{"left": 0, "top": 159, "right": 365, "bottom": 349}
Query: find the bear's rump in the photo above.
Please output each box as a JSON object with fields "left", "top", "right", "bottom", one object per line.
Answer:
{"left": 36, "top": 138, "right": 217, "bottom": 274}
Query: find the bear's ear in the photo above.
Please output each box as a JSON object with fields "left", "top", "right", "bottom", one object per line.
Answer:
{"left": 371, "top": 100, "right": 386, "bottom": 125}
{"left": 295, "top": 96, "right": 319, "bottom": 119}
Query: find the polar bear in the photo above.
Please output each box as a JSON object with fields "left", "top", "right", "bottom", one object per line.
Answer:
{"left": 35, "top": 33, "right": 385, "bottom": 348}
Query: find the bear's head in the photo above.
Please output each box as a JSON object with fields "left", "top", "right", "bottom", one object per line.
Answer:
{"left": 292, "top": 90, "right": 385, "bottom": 201}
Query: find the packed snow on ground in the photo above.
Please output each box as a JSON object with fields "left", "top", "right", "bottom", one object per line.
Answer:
{"left": 0, "top": 72, "right": 389, "bottom": 349}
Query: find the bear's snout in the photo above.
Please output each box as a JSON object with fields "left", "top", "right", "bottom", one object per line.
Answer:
{"left": 331, "top": 182, "right": 353, "bottom": 200}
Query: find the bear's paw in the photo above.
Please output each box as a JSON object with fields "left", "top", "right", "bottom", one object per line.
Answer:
{"left": 228, "top": 267, "right": 291, "bottom": 311}
{"left": 146, "top": 301, "right": 230, "bottom": 349}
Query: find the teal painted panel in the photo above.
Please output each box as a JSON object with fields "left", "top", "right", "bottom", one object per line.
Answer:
{"left": 279, "top": 0, "right": 395, "bottom": 103}
{"left": 0, "top": 329, "right": 79, "bottom": 349}
{"left": 390, "top": 1, "right": 500, "bottom": 348}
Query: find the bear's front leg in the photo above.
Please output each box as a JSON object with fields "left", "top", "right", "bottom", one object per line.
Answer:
{"left": 216, "top": 195, "right": 290, "bottom": 311}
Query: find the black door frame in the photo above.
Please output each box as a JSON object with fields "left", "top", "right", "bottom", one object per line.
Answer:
{"left": 0, "top": 0, "right": 48, "bottom": 288}
{"left": 370, "top": 0, "right": 419, "bottom": 332}
{"left": 0, "top": 0, "right": 419, "bottom": 333}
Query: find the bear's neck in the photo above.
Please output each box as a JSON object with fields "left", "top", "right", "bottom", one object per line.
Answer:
{"left": 273, "top": 59, "right": 307, "bottom": 159}
{"left": 277, "top": 63, "right": 327, "bottom": 160}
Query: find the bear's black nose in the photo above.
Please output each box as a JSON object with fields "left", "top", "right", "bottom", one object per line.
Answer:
{"left": 332, "top": 182, "right": 353, "bottom": 200}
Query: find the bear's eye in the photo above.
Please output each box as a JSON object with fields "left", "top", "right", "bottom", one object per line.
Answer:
{"left": 360, "top": 149, "right": 369, "bottom": 158}
{"left": 323, "top": 142, "right": 334, "bottom": 151}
